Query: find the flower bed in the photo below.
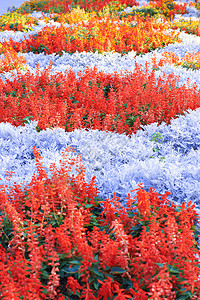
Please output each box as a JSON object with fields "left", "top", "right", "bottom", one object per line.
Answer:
{"left": 1, "top": 0, "right": 200, "bottom": 299}
{"left": 1, "top": 63, "right": 199, "bottom": 133}
{"left": 5, "top": 15, "right": 181, "bottom": 55}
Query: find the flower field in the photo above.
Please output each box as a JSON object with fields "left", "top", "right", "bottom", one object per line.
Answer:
{"left": 1, "top": 0, "right": 200, "bottom": 299}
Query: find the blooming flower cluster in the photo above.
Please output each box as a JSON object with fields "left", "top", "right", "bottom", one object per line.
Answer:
{"left": 0, "top": 106, "right": 200, "bottom": 211}
{"left": 0, "top": 11, "right": 39, "bottom": 32}
{"left": 172, "top": 15, "right": 200, "bottom": 35}
{"left": 1, "top": 0, "right": 200, "bottom": 298}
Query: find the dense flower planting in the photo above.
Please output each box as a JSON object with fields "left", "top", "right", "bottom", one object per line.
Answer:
{"left": 17, "top": 0, "right": 139, "bottom": 14}
{"left": 0, "top": 43, "right": 27, "bottom": 72}
{"left": 6, "top": 15, "right": 181, "bottom": 55}
{"left": 149, "top": 0, "right": 188, "bottom": 18}
{"left": 1, "top": 0, "right": 200, "bottom": 299}
{"left": 1, "top": 148, "right": 200, "bottom": 299}
{"left": 0, "top": 11, "right": 39, "bottom": 32}
{"left": 0, "top": 63, "right": 200, "bottom": 134}
{"left": 1, "top": 109, "right": 200, "bottom": 209}
{"left": 172, "top": 17, "right": 200, "bottom": 36}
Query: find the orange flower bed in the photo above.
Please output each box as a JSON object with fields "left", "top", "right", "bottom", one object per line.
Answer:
{"left": 0, "top": 43, "right": 27, "bottom": 73}
{"left": 149, "top": 0, "right": 188, "bottom": 18}
{"left": 6, "top": 15, "right": 181, "bottom": 55}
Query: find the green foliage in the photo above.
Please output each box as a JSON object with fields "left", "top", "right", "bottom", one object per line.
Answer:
{"left": 149, "top": 132, "right": 165, "bottom": 162}
{"left": 21, "top": 115, "right": 34, "bottom": 124}
{"left": 16, "top": 0, "right": 48, "bottom": 14}
{"left": 181, "top": 61, "right": 200, "bottom": 71}
{"left": 0, "top": 213, "right": 14, "bottom": 249}
{"left": 120, "top": 6, "right": 160, "bottom": 20}
{"left": 150, "top": 131, "right": 164, "bottom": 143}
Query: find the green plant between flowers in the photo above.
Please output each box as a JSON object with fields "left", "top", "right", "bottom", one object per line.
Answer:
{"left": 149, "top": 132, "right": 165, "bottom": 162}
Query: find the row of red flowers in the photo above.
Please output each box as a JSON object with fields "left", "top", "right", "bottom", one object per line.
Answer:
{"left": 0, "top": 147, "right": 200, "bottom": 299}
{"left": 0, "top": 63, "right": 199, "bottom": 134}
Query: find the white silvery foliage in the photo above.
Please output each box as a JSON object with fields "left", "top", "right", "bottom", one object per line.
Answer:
{"left": 0, "top": 108, "right": 200, "bottom": 212}
{"left": 182, "top": 5, "right": 200, "bottom": 18}
{"left": 1, "top": 30, "right": 200, "bottom": 88}
{"left": 158, "top": 31, "right": 200, "bottom": 55}
{"left": 30, "top": 11, "right": 56, "bottom": 19}
{"left": 0, "top": 121, "right": 80, "bottom": 188}
{"left": 2, "top": 47, "right": 200, "bottom": 88}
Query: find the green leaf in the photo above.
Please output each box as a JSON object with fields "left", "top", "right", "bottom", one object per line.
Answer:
{"left": 58, "top": 253, "right": 68, "bottom": 260}
{"left": 85, "top": 203, "right": 94, "bottom": 208}
{"left": 21, "top": 115, "right": 34, "bottom": 124}
{"left": 150, "top": 132, "right": 164, "bottom": 143}
{"left": 124, "top": 279, "right": 134, "bottom": 289}
{"left": 93, "top": 279, "right": 100, "bottom": 290}
{"left": 111, "top": 267, "right": 126, "bottom": 274}
{"left": 61, "top": 265, "right": 79, "bottom": 274}
{"left": 91, "top": 267, "right": 102, "bottom": 277}
{"left": 155, "top": 263, "right": 164, "bottom": 268}
{"left": 131, "top": 224, "right": 141, "bottom": 231}
{"left": 177, "top": 290, "right": 193, "bottom": 300}
{"left": 167, "top": 264, "right": 181, "bottom": 275}
{"left": 145, "top": 226, "right": 150, "bottom": 232}
{"left": 127, "top": 212, "right": 136, "bottom": 218}
{"left": 41, "top": 270, "right": 49, "bottom": 280}
{"left": 95, "top": 274, "right": 105, "bottom": 281}
{"left": 68, "top": 260, "right": 81, "bottom": 265}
